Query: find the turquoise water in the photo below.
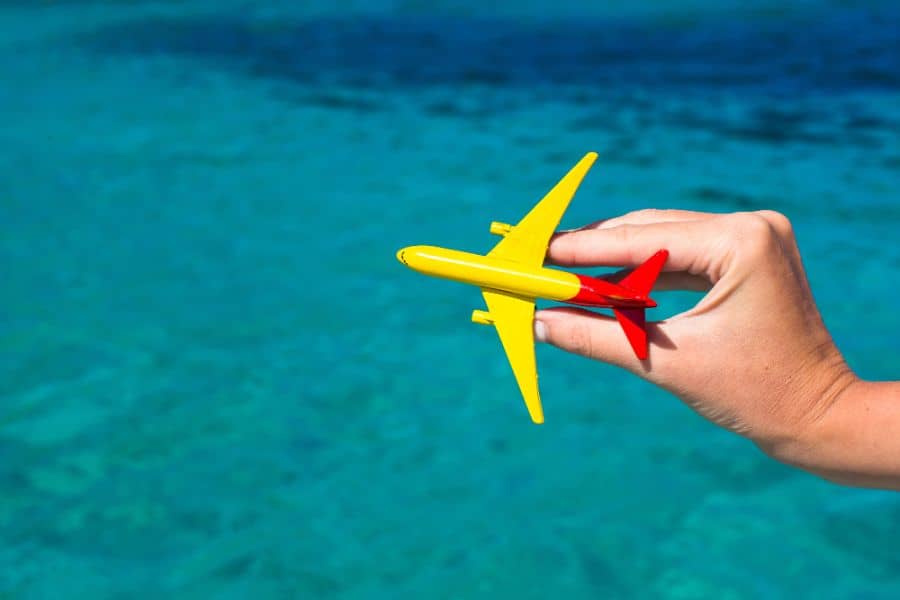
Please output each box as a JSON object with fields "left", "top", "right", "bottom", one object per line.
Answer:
{"left": 2, "top": 1, "right": 899, "bottom": 597}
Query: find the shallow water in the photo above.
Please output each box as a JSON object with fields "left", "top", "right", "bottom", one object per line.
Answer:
{"left": 2, "top": 1, "right": 899, "bottom": 597}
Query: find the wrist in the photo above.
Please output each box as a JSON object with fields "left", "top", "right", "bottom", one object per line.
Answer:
{"left": 756, "top": 361, "right": 859, "bottom": 477}
{"left": 765, "top": 377, "right": 900, "bottom": 490}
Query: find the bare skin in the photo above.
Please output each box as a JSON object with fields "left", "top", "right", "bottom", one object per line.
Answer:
{"left": 534, "top": 209, "right": 900, "bottom": 490}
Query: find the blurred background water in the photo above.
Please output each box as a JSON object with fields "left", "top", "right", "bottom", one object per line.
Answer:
{"left": 1, "top": 0, "right": 899, "bottom": 597}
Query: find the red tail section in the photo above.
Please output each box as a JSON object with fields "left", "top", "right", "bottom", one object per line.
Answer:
{"left": 618, "top": 250, "right": 669, "bottom": 297}
{"left": 613, "top": 250, "right": 668, "bottom": 359}
{"left": 613, "top": 308, "right": 648, "bottom": 359}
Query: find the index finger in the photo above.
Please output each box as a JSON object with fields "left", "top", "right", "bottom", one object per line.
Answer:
{"left": 547, "top": 218, "right": 726, "bottom": 276}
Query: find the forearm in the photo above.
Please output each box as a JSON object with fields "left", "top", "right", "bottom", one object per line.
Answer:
{"left": 777, "top": 379, "right": 900, "bottom": 490}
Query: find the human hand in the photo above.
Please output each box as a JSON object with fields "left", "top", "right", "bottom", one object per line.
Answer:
{"left": 535, "top": 209, "right": 857, "bottom": 463}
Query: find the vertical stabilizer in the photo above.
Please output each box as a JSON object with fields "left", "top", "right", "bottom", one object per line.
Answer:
{"left": 619, "top": 250, "right": 669, "bottom": 296}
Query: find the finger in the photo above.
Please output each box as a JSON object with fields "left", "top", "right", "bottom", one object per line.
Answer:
{"left": 559, "top": 209, "right": 713, "bottom": 234}
{"left": 534, "top": 307, "right": 679, "bottom": 377}
{"left": 754, "top": 210, "right": 793, "bottom": 240}
{"left": 548, "top": 218, "right": 726, "bottom": 277}
{"left": 594, "top": 209, "right": 717, "bottom": 229}
{"left": 753, "top": 210, "right": 802, "bottom": 262}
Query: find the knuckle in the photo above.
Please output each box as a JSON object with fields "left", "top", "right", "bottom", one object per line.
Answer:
{"left": 732, "top": 213, "right": 778, "bottom": 256}
{"left": 755, "top": 210, "right": 794, "bottom": 239}
{"left": 571, "top": 233, "right": 598, "bottom": 263}
{"left": 567, "top": 322, "right": 595, "bottom": 358}
{"left": 640, "top": 208, "right": 666, "bottom": 220}
{"left": 611, "top": 224, "right": 634, "bottom": 245}
{"left": 744, "top": 213, "right": 775, "bottom": 238}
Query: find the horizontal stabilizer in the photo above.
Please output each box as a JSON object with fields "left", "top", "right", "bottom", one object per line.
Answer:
{"left": 613, "top": 308, "right": 647, "bottom": 360}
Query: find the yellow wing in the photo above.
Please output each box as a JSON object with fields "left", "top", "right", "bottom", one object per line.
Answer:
{"left": 487, "top": 152, "right": 598, "bottom": 267}
{"left": 481, "top": 288, "right": 543, "bottom": 424}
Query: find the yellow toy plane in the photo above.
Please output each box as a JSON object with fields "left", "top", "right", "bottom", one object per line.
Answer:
{"left": 397, "top": 152, "right": 667, "bottom": 424}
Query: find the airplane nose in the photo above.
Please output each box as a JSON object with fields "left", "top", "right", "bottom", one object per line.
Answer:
{"left": 396, "top": 248, "right": 408, "bottom": 266}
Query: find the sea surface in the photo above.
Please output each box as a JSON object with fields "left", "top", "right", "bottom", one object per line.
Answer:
{"left": 2, "top": 1, "right": 899, "bottom": 597}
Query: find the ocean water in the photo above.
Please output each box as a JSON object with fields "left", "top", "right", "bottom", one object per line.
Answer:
{"left": 1, "top": 0, "right": 899, "bottom": 597}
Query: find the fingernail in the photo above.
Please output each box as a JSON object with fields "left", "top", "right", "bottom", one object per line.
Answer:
{"left": 534, "top": 319, "right": 548, "bottom": 343}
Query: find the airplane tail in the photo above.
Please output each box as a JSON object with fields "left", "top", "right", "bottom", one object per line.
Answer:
{"left": 618, "top": 250, "right": 668, "bottom": 297}
{"left": 612, "top": 250, "right": 668, "bottom": 360}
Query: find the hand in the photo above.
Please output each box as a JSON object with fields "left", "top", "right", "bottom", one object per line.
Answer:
{"left": 535, "top": 209, "right": 857, "bottom": 465}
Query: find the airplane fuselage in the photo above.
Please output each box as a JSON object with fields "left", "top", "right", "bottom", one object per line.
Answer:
{"left": 397, "top": 245, "right": 654, "bottom": 309}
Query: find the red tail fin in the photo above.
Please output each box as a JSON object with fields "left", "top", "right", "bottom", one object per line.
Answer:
{"left": 614, "top": 250, "right": 668, "bottom": 360}
{"left": 619, "top": 250, "right": 669, "bottom": 296}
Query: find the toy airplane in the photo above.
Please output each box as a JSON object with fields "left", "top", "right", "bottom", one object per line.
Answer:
{"left": 396, "top": 152, "right": 668, "bottom": 424}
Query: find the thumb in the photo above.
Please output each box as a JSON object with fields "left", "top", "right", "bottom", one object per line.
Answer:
{"left": 535, "top": 307, "right": 680, "bottom": 379}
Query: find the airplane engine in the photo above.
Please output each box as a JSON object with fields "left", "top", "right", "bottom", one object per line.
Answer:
{"left": 471, "top": 310, "right": 494, "bottom": 325}
{"left": 489, "top": 221, "right": 513, "bottom": 236}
